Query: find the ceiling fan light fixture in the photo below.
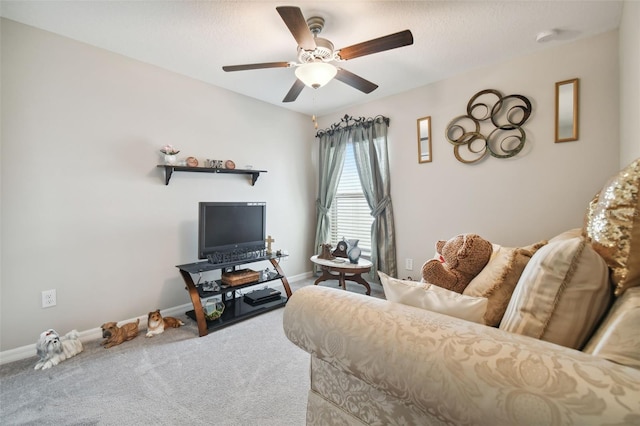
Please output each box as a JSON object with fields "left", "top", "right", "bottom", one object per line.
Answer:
{"left": 295, "top": 62, "right": 337, "bottom": 89}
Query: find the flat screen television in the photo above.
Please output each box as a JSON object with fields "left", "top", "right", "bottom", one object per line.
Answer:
{"left": 198, "top": 202, "right": 266, "bottom": 260}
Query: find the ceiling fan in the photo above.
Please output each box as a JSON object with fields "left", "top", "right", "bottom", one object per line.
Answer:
{"left": 222, "top": 6, "right": 414, "bottom": 103}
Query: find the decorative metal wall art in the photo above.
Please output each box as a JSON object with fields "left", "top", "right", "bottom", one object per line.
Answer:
{"left": 445, "top": 89, "right": 532, "bottom": 164}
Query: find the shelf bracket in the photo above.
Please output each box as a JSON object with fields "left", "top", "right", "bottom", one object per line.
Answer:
{"left": 250, "top": 172, "right": 260, "bottom": 186}
{"left": 163, "top": 166, "right": 174, "bottom": 185}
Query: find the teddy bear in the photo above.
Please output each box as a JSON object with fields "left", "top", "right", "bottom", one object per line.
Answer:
{"left": 421, "top": 233, "right": 493, "bottom": 294}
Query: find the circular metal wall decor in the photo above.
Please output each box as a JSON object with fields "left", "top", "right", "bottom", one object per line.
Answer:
{"left": 446, "top": 89, "right": 532, "bottom": 164}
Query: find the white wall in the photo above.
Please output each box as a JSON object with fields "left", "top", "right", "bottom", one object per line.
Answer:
{"left": 319, "top": 30, "right": 621, "bottom": 281}
{"left": 619, "top": 0, "right": 640, "bottom": 164}
{"left": 2, "top": 13, "right": 635, "bottom": 353}
{"left": 0, "top": 19, "right": 316, "bottom": 350}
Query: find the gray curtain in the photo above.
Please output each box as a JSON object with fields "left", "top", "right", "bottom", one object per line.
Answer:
{"left": 313, "top": 131, "right": 348, "bottom": 267}
{"left": 351, "top": 117, "right": 397, "bottom": 280}
{"left": 314, "top": 115, "right": 397, "bottom": 280}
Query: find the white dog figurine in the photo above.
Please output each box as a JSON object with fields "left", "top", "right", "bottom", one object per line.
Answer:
{"left": 34, "top": 329, "right": 83, "bottom": 370}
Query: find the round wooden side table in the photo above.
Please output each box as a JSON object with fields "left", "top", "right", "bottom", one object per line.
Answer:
{"left": 310, "top": 255, "right": 372, "bottom": 295}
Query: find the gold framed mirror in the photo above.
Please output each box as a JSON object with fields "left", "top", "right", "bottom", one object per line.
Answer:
{"left": 555, "top": 78, "right": 579, "bottom": 142}
{"left": 417, "top": 116, "right": 432, "bottom": 163}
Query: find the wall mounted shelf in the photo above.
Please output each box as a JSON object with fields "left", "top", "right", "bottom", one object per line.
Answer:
{"left": 157, "top": 165, "right": 266, "bottom": 186}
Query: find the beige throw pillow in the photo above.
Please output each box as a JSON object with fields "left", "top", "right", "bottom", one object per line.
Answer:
{"left": 549, "top": 228, "right": 582, "bottom": 243}
{"left": 379, "top": 271, "right": 488, "bottom": 324}
{"left": 463, "top": 241, "right": 546, "bottom": 326}
{"left": 499, "top": 237, "right": 611, "bottom": 350}
{"left": 583, "top": 287, "right": 640, "bottom": 368}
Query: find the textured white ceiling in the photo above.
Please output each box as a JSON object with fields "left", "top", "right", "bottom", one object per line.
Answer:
{"left": 0, "top": 1, "right": 623, "bottom": 116}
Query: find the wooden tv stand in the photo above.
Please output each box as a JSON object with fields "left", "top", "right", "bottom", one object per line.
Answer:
{"left": 176, "top": 254, "right": 291, "bottom": 337}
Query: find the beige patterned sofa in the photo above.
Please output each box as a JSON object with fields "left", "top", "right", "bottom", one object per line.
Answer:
{"left": 283, "top": 159, "right": 640, "bottom": 425}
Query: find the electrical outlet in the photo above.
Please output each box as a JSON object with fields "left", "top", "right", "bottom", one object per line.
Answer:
{"left": 42, "top": 289, "right": 56, "bottom": 308}
{"left": 405, "top": 258, "right": 413, "bottom": 271}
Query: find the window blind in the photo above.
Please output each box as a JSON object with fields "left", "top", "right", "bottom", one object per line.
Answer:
{"left": 329, "top": 144, "right": 373, "bottom": 254}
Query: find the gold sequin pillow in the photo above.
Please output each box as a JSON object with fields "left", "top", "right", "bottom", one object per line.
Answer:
{"left": 584, "top": 159, "right": 640, "bottom": 296}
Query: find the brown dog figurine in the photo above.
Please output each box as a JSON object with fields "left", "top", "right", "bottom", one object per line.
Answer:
{"left": 100, "top": 319, "right": 140, "bottom": 348}
{"left": 318, "top": 243, "right": 334, "bottom": 260}
{"left": 145, "top": 309, "right": 184, "bottom": 338}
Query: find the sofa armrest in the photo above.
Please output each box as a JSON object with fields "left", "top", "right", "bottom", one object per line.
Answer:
{"left": 284, "top": 286, "right": 640, "bottom": 425}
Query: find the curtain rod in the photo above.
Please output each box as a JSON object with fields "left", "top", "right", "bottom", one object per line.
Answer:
{"left": 315, "top": 114, "right": 390, "bottom": 138}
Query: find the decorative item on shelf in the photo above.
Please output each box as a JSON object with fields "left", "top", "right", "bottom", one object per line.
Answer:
{"left": 205, "top": 159, "right": 223, "bottom": 168}
{"left": 331, "top": 240, "right": 349, "bottom": 258}
{"left": 201, "top": 281, "right": 220, "bottom": 292}
{"left": 318, "top": 243, "right": 334, "bottom": 260}
{"left": 265, "top": 235, "right": 275, "bottom": 255}
{"left": 160, "top": 144, "right": 180, "bottom": 165}
{"left": 345, "top": 238, "right": 362, "bottom": 264}
{"left": 221, "top": 268, "right": 260, "bottom": 286}
{"left": 445, "top": 89, "right": 532, "bottom": 164}
{"left": 203, "top": 297, "right": 225, "bottom": 321}
{"left": 225, "top": 160, "right": 236, "bottom": 170}
{"left": 186, "top": 156, "right": 198, "bottom": 167}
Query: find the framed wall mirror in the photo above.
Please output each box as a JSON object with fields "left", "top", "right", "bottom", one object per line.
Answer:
{"left": 417, "top": 116, "right": 432, "bottom": 163}
{"left": 555, "top": 78, "right": 579, "bottom": 142}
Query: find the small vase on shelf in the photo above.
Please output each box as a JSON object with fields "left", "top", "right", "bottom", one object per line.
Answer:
{"left": 163, "top": 154, "right": 177, "bottom": 165}
{"left": 160, "top": 144, "right": 180, "bottom": 165}
{"left": 203, "top": 298, "right": 225, "bottom": 321}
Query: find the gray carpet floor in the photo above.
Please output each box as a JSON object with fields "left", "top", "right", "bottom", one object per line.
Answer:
{"left": 0, "top": 278, "right": 383, "bottom": 425}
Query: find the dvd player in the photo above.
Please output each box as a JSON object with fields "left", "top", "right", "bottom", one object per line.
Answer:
{"left": 243, "top": 288, "right": 282, "bottom": 306}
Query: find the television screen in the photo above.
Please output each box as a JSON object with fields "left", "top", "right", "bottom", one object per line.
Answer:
{"left": 198, "top": 202, "right": 266, "bottom": 259}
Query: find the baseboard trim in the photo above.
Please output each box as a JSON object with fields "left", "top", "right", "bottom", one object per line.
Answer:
{"left": 0, "top": 272, "right": 312, "bottom": 365}
{"left": 0, "top": 303, "right": 192, "bottom": 366}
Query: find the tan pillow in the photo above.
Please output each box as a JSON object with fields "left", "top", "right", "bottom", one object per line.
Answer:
{"left": 584, "top": 158, "right": 640, "bottom": 296}
{"left": 463, "top": 241, "right": 546, "bottom": 326}
{"left": 499, "top": 237, "right": 611, "bottom": 350}
{"left": 549, "top": 228, "right": 582, "bottom": 243}
{"left": 379, "top": 271, "right": 488, "bottom": 324}
{"left": 583, "top": 287, "right": 640, "bottom": 368}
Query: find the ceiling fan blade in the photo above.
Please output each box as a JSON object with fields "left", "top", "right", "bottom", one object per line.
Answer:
{"left": 337, "top": 30, "right": 414, "bottom": 60}
{"left": 276, "top": 6, "right": 316, "bottom": 51}
{"left": 335, "top": 68, "right": 378, "bottom": 94}
{"left": 283, "top": 79, "right": 306, "bottom": 103}
{"left": 222, "top": 62, "right": 291, "bottom": 72}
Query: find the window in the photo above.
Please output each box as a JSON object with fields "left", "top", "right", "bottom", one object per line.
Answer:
{"left": 329, "top": 143, "right": 374, "bottom": 255}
